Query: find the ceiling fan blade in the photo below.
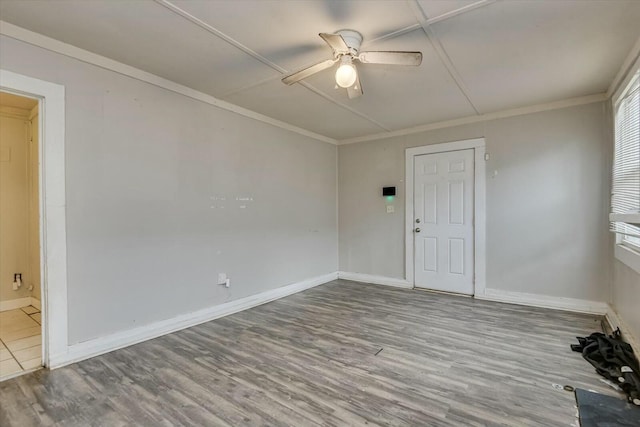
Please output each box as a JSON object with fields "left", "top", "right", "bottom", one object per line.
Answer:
{"left": 319, "top": 32, "right": 350, "bottom": 54}
{"left": 347, "top": 73, "right": 363, "bottom": 99}
{"left": 357, "top": 51, "right": 422, "bottom": 66}
{"left": 281, "top": 58, "right": 337, "bottom": 85}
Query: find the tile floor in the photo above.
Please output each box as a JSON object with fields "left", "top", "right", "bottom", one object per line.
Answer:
{"left": 0, "top": 306, "right": 42, "bottom": 381}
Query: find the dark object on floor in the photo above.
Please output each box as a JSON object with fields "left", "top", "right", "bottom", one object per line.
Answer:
{"left": 564, "top": 385, "right": 575, "bottom": 392}
{"left": 575, "top": 388, "right": 640, "bottom": 427}
{"left": 572, "top": 330, "right": 640, "bottom": 405}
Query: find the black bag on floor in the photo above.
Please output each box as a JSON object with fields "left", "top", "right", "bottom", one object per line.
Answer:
{"left": 572, "top": 329, "right": 640, "bottom": 406}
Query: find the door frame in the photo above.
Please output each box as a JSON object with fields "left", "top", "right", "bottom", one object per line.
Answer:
{"left": 405, "top": 138, "right": 486, "bottom": 296}
{"left": 0, "top": 69, "right": 68, "bottom": 368}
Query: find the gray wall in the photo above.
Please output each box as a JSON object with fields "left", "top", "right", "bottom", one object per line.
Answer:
{"left": 612, "top": 260, "right": 640, "bottom": 342}
{"left": 0, "top": 32, "right": 621, "bottom": 346}
{"left": 0, "top": 36, "right": 338, "bottom": 344}
{"left": 339, "top": 102, "right": 612, "bottom": 302}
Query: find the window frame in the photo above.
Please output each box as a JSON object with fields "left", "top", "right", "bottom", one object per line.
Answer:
{"left": 612, "top": 58, "right": 640, "bottom": 274}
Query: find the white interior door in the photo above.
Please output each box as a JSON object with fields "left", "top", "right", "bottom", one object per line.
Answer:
{"left": 413, "top": 149, "right": 474, "bottom": 294}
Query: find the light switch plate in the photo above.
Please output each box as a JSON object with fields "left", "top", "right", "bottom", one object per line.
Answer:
{"left": 386, "top": 205, "right": 395, "bottom": 213}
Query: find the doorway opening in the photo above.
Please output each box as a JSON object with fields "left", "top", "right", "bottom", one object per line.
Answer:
{"left": 0, "top": 91, "right": 42, "bottom": 380}
{"left": 0, "top": 69, "right": 68, "bottom": 376}
{"left": 405, "top": 138, "right": 486, "bottom": 296}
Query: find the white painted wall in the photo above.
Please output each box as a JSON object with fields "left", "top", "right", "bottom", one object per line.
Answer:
{"left": 0, "top": 35, "right": 338, "bottom": 344}
{"left": 339, "top": 102, "right": 612, "bottom": 302}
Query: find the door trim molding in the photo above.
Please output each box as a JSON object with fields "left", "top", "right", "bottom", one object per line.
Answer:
{"left": 405, "top": 138, "right": 486, "bottom": 295}
{"left": 0, "top": 69, "right": 68, "bottom": 369}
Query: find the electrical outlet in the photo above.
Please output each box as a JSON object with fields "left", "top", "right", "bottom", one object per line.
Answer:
{"left": 386, "top": 205, "right": 395, "bottom": 214}
{"left": 12, "top": 273, "right": 23, "bottom": 291}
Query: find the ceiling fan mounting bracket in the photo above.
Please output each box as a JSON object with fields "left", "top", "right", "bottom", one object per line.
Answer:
{"left": 335, "top": 29, "right": 363, "bottom": 55}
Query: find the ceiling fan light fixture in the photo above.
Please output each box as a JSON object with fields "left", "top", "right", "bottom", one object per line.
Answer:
{"left": 281, "top": 29, "right": 422, "bottom": 99}
{"left": 335, "top": 58, "right": 357, "bottom": 88}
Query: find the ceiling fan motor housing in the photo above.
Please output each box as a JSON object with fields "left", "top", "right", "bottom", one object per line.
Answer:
{"left": 336, "top": 29, "right": 363, "bottom": 54}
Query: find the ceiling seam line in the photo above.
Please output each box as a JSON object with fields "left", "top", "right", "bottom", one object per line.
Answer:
{"left": 155, "top": 0, "right": 287, "bottom": 73}
{"left": 408, "top": 0, "right": 481, "bottom": 115}
{"left": 424, "top": 26, "right": 481, "bottom": 115}
{"left": 425, "top": 0, "right": 498, "bottom": 26}
{"left": 220, "top": 78, "right": 392, "bottom": 131}
{"left": 363, "top": 0, "right": 498, "bottom": 47}
{"left": 156, "top": 0, "right": 391, "bottom": 131}
{"left": 219, "top": 75, "right": 282, "bottom": 99}
{"left": 299, "top": 82, "right": 393, "bottom": 131}
{"left": 366, "top": 24, "right": 422, "bottom": 45}
{"left": 366, "top": 0, "right": 497, "bottom": 46}
{"left": 219, "top": 72, "right": 391, "bottom": 131}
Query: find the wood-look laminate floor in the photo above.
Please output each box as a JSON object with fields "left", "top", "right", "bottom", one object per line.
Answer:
{"left": 0, "top": 280, "right": 617, "bottom": 426}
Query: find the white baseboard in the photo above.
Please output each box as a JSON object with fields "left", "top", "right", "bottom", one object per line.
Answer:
{"left": 337, "top": 271, "right": 413, "bottom": 289}
{"left": 30, "top": 297, "right": 41, "bottom": 310}
{"left": 476, "top": 288, "right": 608, "bottom": 315}
{"left": 605, "top": 304, "right": 640, "bottom": 356}
{"left": 0, "top": 297, "right": 31, "bottom": 312}
{"left": 336, "top": 274, "right": 608, "bottom": 317}
{"left": 48, "top": 272, "right": 338, "bottom": 368}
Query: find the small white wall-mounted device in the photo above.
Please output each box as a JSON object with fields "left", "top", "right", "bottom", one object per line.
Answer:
{"left": 218, "top": 273, "right": 230, "bottom": 288}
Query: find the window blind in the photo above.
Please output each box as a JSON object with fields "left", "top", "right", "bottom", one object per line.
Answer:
{"left": 611, "top": 72, "right": 640, "bottom": 242}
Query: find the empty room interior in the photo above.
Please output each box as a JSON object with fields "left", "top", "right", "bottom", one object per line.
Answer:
{"left": 0, "top": 0, "right": 639, "bottom": 425}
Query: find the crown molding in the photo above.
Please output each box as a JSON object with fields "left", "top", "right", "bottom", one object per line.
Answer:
{"left": 0, "top": 21, "right": 338, "bottom": 145}
{"left": 339, "top": 93, "right": 608, "bottom": 145}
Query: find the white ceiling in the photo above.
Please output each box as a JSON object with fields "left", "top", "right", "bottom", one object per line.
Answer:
{"left": 1, "top": 0, "right": 639, "bottom": 141}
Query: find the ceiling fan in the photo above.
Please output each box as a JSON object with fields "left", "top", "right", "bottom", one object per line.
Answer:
{"left": 281, "top": 30, "right": 422, "bottom": 99}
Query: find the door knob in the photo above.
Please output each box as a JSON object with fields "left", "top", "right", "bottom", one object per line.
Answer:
{"left": 416, "top": 218, "right": 421, "bottom": 223}
{"left": 415, "top": 228, "right": 421, "bottom": 233}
